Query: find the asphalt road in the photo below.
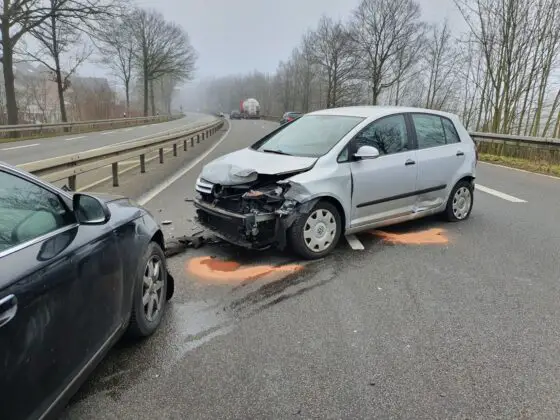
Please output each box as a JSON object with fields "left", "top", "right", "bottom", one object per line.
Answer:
{"left": 63, "top": 119, "right": 560, "bottom": 419}
{"left": 0, "top": 113, "right": 213, "bottom": 165}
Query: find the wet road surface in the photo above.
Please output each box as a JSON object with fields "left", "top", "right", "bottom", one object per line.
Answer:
{"left": 62, "top": 119, "right": 560, "bottom": 419}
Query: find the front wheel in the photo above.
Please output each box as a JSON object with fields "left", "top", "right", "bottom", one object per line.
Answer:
{"left": 127, "top": 242, "right": 168, "bottom": 338}
{"left": 444, "top": 180, "right": 474, "bottom": 222}
{"left": 288, "top": 201, "right": 342, "bottom": 260}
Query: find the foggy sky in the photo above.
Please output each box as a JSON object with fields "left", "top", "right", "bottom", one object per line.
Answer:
{"left": 82, "top": 0, "right": 465, "bottom": 80}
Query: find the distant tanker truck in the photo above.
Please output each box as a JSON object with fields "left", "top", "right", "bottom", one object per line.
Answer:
{"left": 239, "top": 98, "right": 260, "bottom": 119}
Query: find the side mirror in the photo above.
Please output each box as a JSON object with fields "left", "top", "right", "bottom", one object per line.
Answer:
{"left": 354, "top": 145, "right": 380, "bottom": 160}
{"left": 73, "top": 193, "right": 111, "bottom": 225}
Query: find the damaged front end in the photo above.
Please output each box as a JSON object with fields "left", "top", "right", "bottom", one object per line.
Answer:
{"left": 194, "top": 171, "right": 313, "bottom": 250}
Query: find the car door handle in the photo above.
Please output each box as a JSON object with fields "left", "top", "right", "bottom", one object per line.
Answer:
{"left": 0, "top": 294, "right": 17, "bottom": 328}
{"left": 405, "top": 159, "right": 416, "bottom": 166}
{"left": 456, "top": 150, "right": 465, "bottom": 156}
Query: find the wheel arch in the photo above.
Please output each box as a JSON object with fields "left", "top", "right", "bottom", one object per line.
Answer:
{"left": 313, "top": 195, "right": 347, "bottom": 235}
{"left": 150, "top": 230, "right": 174, "bottom": 301}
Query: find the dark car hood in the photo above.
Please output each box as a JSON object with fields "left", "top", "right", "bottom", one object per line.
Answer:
{"left": 200, "top": 148, "right": 317, "bottom": 185}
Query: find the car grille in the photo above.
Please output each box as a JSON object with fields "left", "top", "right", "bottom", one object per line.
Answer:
{"left": 196, "top": 208, "right": 243, "bottom": 238}
{"left": 195, "top": 177, "right": 213, "bottom": 195}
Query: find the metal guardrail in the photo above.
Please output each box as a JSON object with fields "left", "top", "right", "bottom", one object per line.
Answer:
{"left": 18, "top": 118, "right": 225, "bottom": 190}
{"left": 0, "top": 114, "right": 183, "bottom": 137}
{"left": 470, "top": 131, "right": 560, "bottom": 147}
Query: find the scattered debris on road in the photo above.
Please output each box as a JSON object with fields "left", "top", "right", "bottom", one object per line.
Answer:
{"left": 162, "top": 220, "right": 173, "bottom": 225}
{"left": 165, "top": 234, "right": 209, "bottom": 257}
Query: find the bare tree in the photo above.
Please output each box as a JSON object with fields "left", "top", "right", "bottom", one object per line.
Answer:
{"left": 26, "top": 0, "right": 94, "bottom": 122}
{"left": 1, "top": 0, "right": 120, "bottom": 125}
{"left": 424, "top": 21, "right": 459, "bottom": 109}
{"left": 129, "top": 8, "right": 197, "bottom": 116}
{"left": 96, "top": 15, "right": 135, "bottom": 115}
{"left": 455, "top": 0, "right": 560, "bottom": 134}
{"left": 307, "top": 16, "right": 358, "bottom": 108}
{"left": 351, "top": 0, "right": 426, "bottom": 105}
{"left": 1, "top": 0, "right": 54, "bottom": 125}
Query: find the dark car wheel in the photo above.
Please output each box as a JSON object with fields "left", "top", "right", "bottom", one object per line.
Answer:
{"left": 127, "top": 242, "right": 168, "bottom": 338}
{"left": 288, "top": 200, "right": 342, "bottom": 260}
{"left": 443, "top": 179, "right": 474, "bottom": 222}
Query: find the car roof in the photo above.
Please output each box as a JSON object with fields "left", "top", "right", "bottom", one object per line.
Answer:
{"left": 308, "top": 105, "right": 459, "bottom": 120}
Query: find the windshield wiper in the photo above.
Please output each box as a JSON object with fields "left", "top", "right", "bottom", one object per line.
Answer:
{"left": 262, "top": 149, "right": 292, "bottom": 156}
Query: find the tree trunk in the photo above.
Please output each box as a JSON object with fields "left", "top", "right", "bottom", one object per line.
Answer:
{"left": 1, "top": 22, "right": 19, "bottom": 126}
{"left": 54, "top": 67, "right": 68, "bottom": 123}
{"left": 125, "top": 79, "right": 130, "bottom": 115}
{"left": 143, "top": 67, "right": 149, "bottom": 116}
{"left": 150, "top": 79, "right": 156, "bottom": 116}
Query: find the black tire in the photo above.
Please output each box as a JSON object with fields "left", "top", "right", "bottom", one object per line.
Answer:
{"left": 288, "top": 200, "right": 342, "bottom": 260}
{"left": 127, "top": 242, "right": 168, "bottom": 338}
{"left": 443, "top": 179, "right": 474, "bottom": 222}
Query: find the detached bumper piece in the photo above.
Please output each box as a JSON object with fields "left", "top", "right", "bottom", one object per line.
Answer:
{"left": 194, "top": 197, "right": 278, "bottom": 249}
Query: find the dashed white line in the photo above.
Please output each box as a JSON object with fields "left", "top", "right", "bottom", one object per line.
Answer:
{"left": 101, "top": 131, "right": 116, "bottom": 135}
{"left": 346, "top": 235, "right": 365, "bottom": 250}
{"left": 1, "top": 143, "right": 39, "bottom": 151}
{"left": 64, "top": 136, "right": 86, "bottom": 141}
{"left": 476, "top": 184, "right": 527, "bottom": 203}
{"left": 123, "top": 127, "right": 134, "bottom": 132}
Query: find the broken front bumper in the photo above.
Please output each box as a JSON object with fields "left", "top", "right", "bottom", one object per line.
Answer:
{"left": 194, "top": 197, "right": 280, "bottom": 249}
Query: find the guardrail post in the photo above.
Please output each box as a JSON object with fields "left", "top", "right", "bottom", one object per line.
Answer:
{"left": 68, "top": 175, "right": 76, "bottom": 191}
{"left": 173, "top": 143, "right": 177, "bottom": 156}
{"left": 140, "top": 154, "right": 146, "bottom": 173}
{"left": 112, "top": 163, "right": 119, "bottom": 187}
{"left": 197, "top": 134, "right": 200, "bottom": 143}
{"left": 159, "top": 148, "right": 164, "bottom": 163}
{"left": 184, "top": 139, "right": 187, "bottom": 151}
{"left": 191, "top": 137, "right": 195, "bottom": 147}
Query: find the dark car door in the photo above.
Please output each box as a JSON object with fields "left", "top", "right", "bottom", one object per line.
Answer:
{"left": 0, "top": 169, "right": 124, "bottom": 420}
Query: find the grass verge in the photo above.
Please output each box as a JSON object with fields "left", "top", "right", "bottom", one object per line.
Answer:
{"left": 479, "top": 153, "right": 560, "bottom": 177}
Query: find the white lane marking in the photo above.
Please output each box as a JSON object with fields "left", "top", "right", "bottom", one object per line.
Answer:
{"left": 1, "top": 143, "right": 39, "bottom": 151}
{"left": 346, "top": 235, "right": 365, "bottom": 250}
{"left": 123, "top": 127, "right": 134, "bottom": 132}
{"left": 64, "top": 136, "right": 86, "bottom": 141}
{"left": 480, "top": 161, "right": 560, "bottom": 180}
{"left": 138, "top": 123, "right": 231, "bottom": 205}
{"left": 476, "top": 184, "right": 527, "bottom": 203}
{"left": 101, "top": 131, "right": 116, "bottom": 135}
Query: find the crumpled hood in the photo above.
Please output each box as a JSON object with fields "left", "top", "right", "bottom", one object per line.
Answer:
{"left": 200, "top": 148, "right": 317, "bottom": 185}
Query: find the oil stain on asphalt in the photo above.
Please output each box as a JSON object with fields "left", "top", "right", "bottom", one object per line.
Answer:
{"left": 185, "top": 256, "right": 303, "bottom": 284}
{"left": 372, "top": 227, "right": 449, "bottom": 245}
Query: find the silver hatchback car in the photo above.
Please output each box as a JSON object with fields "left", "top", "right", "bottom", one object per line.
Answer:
{"left": 194, "top": 106, "right": 477, "bottom": 259}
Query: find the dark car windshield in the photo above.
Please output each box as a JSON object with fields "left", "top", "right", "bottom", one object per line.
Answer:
{"left": 254, "top": 115, "right": 364, "bottom": 157}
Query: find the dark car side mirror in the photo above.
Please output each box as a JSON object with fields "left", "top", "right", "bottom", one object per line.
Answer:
{"left": 73, "top": 193, "right": 111, "bottom": 225}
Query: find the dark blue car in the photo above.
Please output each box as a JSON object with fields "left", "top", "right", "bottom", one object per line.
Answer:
{"left": 0, "top": 162, "right": 174, "bottom": 420}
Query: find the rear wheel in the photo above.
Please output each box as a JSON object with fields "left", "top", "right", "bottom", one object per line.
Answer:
{"left": 289, "top": 201, "right": 342, "bottom": 260}
{"left": 444, "top": 180, "right": 474, "bottom": 222}
{"left": 127, "top": 242, "right": 168, "bottom": 338}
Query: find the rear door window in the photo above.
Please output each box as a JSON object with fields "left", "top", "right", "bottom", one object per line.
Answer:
{"left": 412, "top": 114, "right": 446, "bottom": 149}
{"left": 441, "top": 118, "right": 461, "bottom": 144}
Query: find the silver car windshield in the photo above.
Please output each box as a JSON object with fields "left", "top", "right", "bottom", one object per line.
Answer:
{"left": 254, "top": 115, "right": 364, "bottom": 157}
